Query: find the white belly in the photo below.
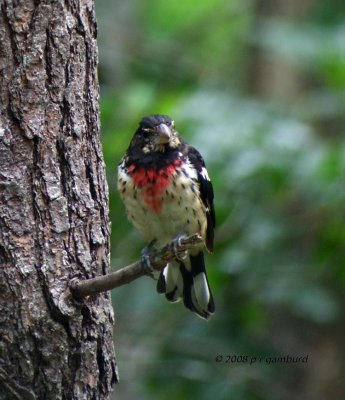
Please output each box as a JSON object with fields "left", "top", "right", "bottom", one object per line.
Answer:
{"left": 118, "top": 161, "right": 207, "bottom": 245}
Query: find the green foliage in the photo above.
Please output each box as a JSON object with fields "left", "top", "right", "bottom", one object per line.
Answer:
{"left": 96, "top": 0, "right": 345, "bottom": 399}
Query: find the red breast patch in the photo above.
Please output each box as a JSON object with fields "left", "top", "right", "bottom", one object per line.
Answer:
{"left": 129, "top": 160, "right": 182, "bottom": 213}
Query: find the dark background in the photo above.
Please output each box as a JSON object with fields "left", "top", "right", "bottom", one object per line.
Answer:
{"left": 96, "top": 1, "right": 345, "bottom": 399}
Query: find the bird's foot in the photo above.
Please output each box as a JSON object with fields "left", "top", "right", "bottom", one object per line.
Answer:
{"left": 173, "top": 234, "right": 188, "bottom": 261}
{"left": 141, "top": 240, "right": 157, "bottom": 278}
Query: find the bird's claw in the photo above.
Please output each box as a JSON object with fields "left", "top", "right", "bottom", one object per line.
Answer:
{"left": 173, "top": 234, "right": 188, "bottom": 261}
{"left": 141, "top": 240, "right": 157, "bottom": 278}
{"left": 141, "top": 252, "right": 154, "bottom": 278}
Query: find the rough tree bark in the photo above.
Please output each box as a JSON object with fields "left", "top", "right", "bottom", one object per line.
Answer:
{"left": 0, "top": 1, "right": 117, "bottom": 399}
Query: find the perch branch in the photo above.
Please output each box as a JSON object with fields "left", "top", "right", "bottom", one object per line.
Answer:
{"left": 70, "top": 234, "right": 203, "bottom": 300}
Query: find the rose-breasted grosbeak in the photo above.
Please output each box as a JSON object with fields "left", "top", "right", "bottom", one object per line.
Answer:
{"left": 118, "top": 114, "right": 215, "bottom": 319}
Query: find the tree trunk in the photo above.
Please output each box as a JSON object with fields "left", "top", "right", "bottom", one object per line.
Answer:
{"left": 247, "top": 0, "right": 315, "bottom": 100}
{"left": 0, "top": 1, "right": 117, "bottom": 399}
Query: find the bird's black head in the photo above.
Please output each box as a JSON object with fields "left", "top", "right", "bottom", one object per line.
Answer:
{"left": 129, "top": 114, "right": 182, "bottom": 154}
{"left": 139, "top": 114, "right": 173, "bottom": 132}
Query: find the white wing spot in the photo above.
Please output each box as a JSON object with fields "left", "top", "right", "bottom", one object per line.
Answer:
{"left": 201, "top": 167, "right": 210, "bottom": 181}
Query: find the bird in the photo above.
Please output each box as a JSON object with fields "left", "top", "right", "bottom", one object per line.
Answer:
{"left": 117, "top": 114, "right": 215, "bottom": 319}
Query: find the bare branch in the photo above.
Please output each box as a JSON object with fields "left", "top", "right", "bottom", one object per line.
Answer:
{"left": 70, "top": 234, "right": 203, "bottom": 299}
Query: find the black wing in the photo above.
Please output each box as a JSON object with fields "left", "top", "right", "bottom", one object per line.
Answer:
{"left": 187, "top": 146, "right": 216, "bottom": 252}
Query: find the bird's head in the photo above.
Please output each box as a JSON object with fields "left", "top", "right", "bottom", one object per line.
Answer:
{"left": 130, "top": 114, "right": 182, "bottom": 154}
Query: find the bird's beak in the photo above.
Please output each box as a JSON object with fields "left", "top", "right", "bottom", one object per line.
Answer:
{"left": 155, "top": 123, "right": 171, "bottom": 144}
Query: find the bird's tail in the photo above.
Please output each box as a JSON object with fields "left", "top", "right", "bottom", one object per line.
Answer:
{"left": 157, "top": 251, "right": 215, "bottom": 319}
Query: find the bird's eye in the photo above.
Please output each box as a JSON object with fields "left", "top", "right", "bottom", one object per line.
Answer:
{"left": 142, "top": 128, "right": 151, "bottom": 137}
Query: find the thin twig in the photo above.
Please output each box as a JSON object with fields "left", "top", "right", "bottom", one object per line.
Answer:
{"left": 70, "top": 234, "right": 203, "bottom": 300}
